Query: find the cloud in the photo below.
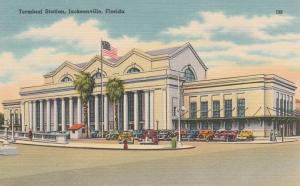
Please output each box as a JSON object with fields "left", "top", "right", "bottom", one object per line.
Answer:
{"left": 15, "top": 17, "right": 181, "bottom": 55}
{"left": 162, "top": 11, "right": 299, "bottom": 41}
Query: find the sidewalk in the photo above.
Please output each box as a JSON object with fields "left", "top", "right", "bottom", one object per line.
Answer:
{"left": 209, "top": 136, "right": 299, "bottom": 144}
{"left": 0, "top": 139, "right": 195, "bottom": 150}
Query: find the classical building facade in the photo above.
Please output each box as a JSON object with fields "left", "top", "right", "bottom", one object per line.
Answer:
{"left": 2, "top": 43, "right": 298, "bottom": 137}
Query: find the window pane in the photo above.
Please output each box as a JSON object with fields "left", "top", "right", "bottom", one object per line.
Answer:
{"left": 201, "top": 101, "right": 208, "bottom": 118}
{"left": 212, "top": 101, "right": 220, "bottom": 118}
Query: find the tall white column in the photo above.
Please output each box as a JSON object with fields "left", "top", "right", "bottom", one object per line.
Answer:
{"left": 54, "top": 99, "right": 58, "bottom": 131}
{"left": 87, "top": 100, "right": 90, "bottom": 131}
{"left": 29, "top": 101, "right": 32, "bottom": 130}
{"left": 77, "top": 97, "right": 82, "bottom": 123}
{"left": 69, "top": 97, "right": 73, "bottom": 126}
{"left": 32, "top": 101, "right": 37, "bottom": 132}
{"left": 46, "top": 99, "right": 51, "bottom": 132}
{"left": 134, "top": 91, "right": 139, "bottom": 130}
{"left": 123, "top": 93, "right": 128, "bottom": 131}
{"left": 21, "top": 102, "right": 25, "bottom": 132}
{"left": 144, "top": 91, "right": 149, "bottom": 130}
{"left": 150, "top": 90, "right": 154, "bottom": 129}
{"left": 95, "top": 95, "right": 99, "bottom": 131}
{"left": 104, "top": 95, "right": 108, "bottom": 131}
{"left": 61, "top": 98, "right": 65, "bottom": 132}
{"left": 39, "top": 100, "right": 43, "bottom": 132}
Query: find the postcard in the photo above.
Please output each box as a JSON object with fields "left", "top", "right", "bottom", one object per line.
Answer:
{"left": 0, "top": 0, "right": 299, "bottom": 186}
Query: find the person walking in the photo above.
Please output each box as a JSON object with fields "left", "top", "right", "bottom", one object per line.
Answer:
{"left": 28, "top": 129, "right": 33, "bottom": 141}
{"left": 123, "top": 138, "right": 128, "bottom": 150}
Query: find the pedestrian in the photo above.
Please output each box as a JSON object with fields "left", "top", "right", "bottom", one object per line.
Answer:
{"left": 274, "top": 131, "right": 277, "bottom": 142}
{"left": 270, "top": 130, "right": 273, "bottom": 141}
{"left": 28, "top": 129, "right": 33, "bottom": 141}
{"left": 123, "top": 138, "right": 128, "bottom": 150}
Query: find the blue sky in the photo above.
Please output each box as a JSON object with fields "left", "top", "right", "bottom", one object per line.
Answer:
{"left": 0, "top": 0, "right": 300, "bottom": 104}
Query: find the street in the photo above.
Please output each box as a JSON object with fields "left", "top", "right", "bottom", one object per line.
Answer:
{"left": 0, "top": 141, "right": 299, "bottom": 186}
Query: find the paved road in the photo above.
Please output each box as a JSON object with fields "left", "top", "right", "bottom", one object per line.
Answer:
{"left": 0, "top": 141, "right": 299, "bottom": 186}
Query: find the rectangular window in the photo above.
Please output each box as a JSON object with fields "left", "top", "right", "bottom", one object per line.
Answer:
{"left": 36, "top": 102, "right": 40, "bottom": 128}
{"left": 276, "top": 97, "right": 279, "bottom": 116}
{"left": 224, "top": 100, "right": 232, "bottom": 118}
{"left": 212, "top": 101, "right": 220, "bottom": 118}
{"left": 128, "top": 93, "right": 134, "bottom": 121}
{"left": 98, "top": 95, "right": 103, "bottom": 122}
{"left": 173, "top": 107, "right": 177, "bottom": 117}
{"left": 138, "top": 92, "right": 144, "bottom": 121}
{"left": 190, "top": 102, "right": 197, "bottom": 119}
{"left": 65, "top": 100, "right": 70, "bottom": 124}
{"left": 237, "top": 99, "right": 245, "bottom": 117}
{"left": 57, "top": 100, "right": 62, "bottom": 125}
{"left": 200, "top": 101, "right": 208, "bottom": 118}
{"left": 283, "top": 99, "right": 286, "bottom": 116}
{"left": 280, "top": 98, "right": 283, "bottom": 116}
{"left": 89, "top": 97, "right": 95, "bottom": 123}
{"left": 201, "top": 121, "right": 208, "bottom": 129}
{"left": 287, "top": 99, "right": 290, "bottom": 115}
{"left": 290, "top": 101, "right": 293, "bottom": 115}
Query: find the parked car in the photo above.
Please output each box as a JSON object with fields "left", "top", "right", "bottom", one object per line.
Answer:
{"left": 118, "top": 131, "right": 134, "bottom": 144}
{"left": 214, "top": 130, "right": 238, "bottom": 142}
{"left": 182, "top": 130, "right": 199, "bottom": 141}
{"left": 158, "top": 130, "right": 174, "bottom": 141}
{"left": 133, "top": 130, "right": 143, "bottom": 141}
{"left": 105, "top": 131, "right": 119, "bottom": 140}
{"left": 175, "top": 128, "right": 189, "bottom": 139}
{"left": 238, "top": 129, "right": 254, "bottom": 141}
{"left": 90, "top": 131, "right": 98, "bottom": 138}
{"left": 198, "top": 129, "right": 214, "bottom": 141}
{"left": 141, "top": 129, "right": 158, "bottom": 144}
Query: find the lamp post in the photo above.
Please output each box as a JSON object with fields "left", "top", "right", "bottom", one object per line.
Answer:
{"left": 177, "top": 73, "right": 185, "bottom": 144}
{"left": 280, "top": 124, "right": 284, "bottom": 142}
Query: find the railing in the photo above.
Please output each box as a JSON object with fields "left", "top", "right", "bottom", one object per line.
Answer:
{"left": 0, "top": 130, "right": 68, "bottom": 144}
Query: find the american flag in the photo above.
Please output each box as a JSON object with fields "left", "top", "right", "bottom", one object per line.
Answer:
{"left": 102, "top": 41, "right": 118, "bottom": 60}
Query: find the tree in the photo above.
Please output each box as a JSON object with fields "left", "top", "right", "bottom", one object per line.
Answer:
{"left": 106, "top": 77, "right": 124, "bottom": 131}
{"left": 73, "top": 72, "right": 95, "bottom": 138}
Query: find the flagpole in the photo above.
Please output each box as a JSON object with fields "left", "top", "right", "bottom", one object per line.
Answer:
{"left": 101, "top": 39, "right": 104, "bottom": 138}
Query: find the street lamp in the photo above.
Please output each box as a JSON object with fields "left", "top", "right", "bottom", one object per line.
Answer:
{"left": 177, "top": 73, "right": 186, "bottom": 144}
{"left": 280, "top": 124, "right": 284, "bottom": 142}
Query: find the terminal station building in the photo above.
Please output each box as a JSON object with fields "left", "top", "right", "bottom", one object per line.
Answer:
{"left": 2, "top": 43, "right": 299, "bottom": 137}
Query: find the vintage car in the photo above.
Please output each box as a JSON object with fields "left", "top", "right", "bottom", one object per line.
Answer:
{"left": 214, "top": 130, "right": 238, "bottom": 142}
{"left": 133, "top": 130, "right": 143, "bottom": 141}
{"left": 105, "top": 131, "right": 119, "bottom": 140}
{"left": 140, "top": 129, "right": 158, "bottom": 145}
{"left": 118, "top": 131, "right": 134, "bottom": 144}
{"left": 238, "top": 129, "right": 254, "bottom": 141}
{"left": 158, "top": 130, "right": 174, "bottom": 141}
{"left": 182, "top": 130, "right": 199, "bottom": 141}
{"left": 198, "top": 129, "right": 215, "bottom": 141}
{"left": 174, "top": 128, "right": 189, "bottom": 139}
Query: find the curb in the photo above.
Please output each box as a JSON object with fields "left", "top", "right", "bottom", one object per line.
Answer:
{"left": 0, "top": 140, "right": 195, "bottom": 151}
{"left": 207, "top": 139, "right": 298, "bottom": 144}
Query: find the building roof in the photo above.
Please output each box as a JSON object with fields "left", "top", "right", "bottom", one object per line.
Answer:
{"left": 75, "top": 62, "right": 89, "bottom": 68}
{"left": 44, "top": 43, "right": 208, "bottom": 77}
{"left": 68, "top": 124, "right": 84, "bottom": 130}
{"left": 145, "top": 46, "right": 181, "bottom": 56}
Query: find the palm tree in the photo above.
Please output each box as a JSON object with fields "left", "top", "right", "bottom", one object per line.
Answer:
{"left": 106, "top": 77, "right": 124, "bottom": 131}
{"left": 73, "top": 72, "right": 95, "bottom": 138}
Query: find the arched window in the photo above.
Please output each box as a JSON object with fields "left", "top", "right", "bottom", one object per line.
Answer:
{"left": 184, "top": 68, "right": 196, "bottom": 81}
{"left": 92, "top": 72, "right": 103, "bottom": 79}
{"left": 127, "top": 67, "right": 141, "bottom": 74}
{"left": 61, "top": 76, "right": 72, "bottom": 83}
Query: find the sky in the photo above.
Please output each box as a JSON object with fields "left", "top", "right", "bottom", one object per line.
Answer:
{"left": 0, "top": 0, "right": 299, "bottom": 111}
